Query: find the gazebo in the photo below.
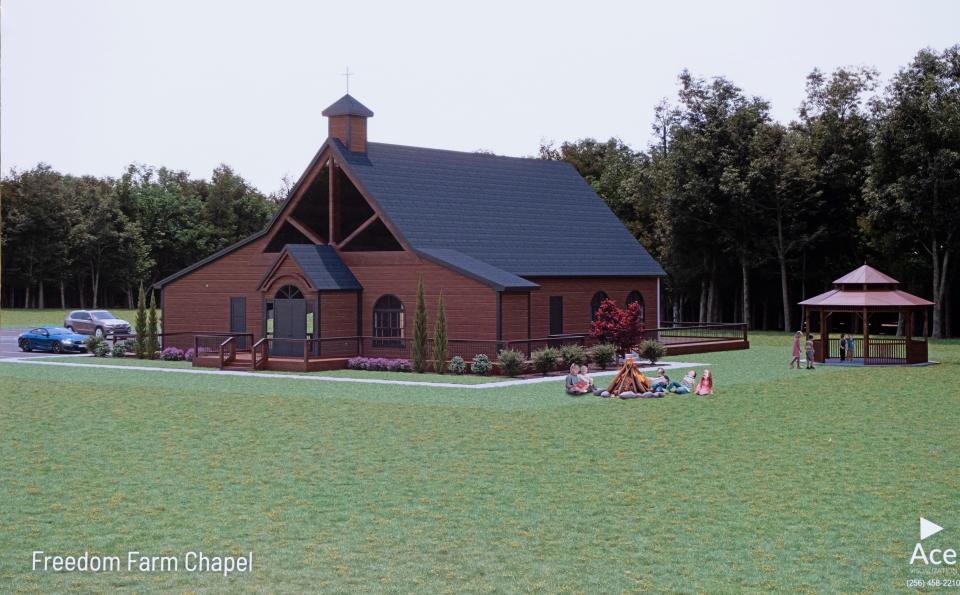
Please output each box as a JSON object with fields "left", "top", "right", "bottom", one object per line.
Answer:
{"left": 798, "top": 264, "right": 934, "bottom": 365}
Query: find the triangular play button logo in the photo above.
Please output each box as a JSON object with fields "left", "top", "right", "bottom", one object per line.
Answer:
{"left": 921, "top": 517, "right": 944, "bottom": 540}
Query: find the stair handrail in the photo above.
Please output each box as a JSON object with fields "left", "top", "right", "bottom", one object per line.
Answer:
{"left": 252, "top": 337, "right": 269, "bottom": 370}
{"left": 219, "top": 336, "right": 237, "bottom": 368}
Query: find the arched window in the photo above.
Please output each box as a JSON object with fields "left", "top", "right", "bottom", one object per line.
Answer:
{"left": 626, "top": 290, "right": 645, "bottom": 323}
{"left": 590, "top": 291, "right": 609, "bottom": 320}
{"left": 373, "top": 295, "right": 404, "bottom": 347}
{"left": 275, "top": 285, "right": 304, "bottom": 299}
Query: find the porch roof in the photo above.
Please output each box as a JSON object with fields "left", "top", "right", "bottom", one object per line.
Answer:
{"left": 259, "top": 244, "right": 362, "bottom": 292}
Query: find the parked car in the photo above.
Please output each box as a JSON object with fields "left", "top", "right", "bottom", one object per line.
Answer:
{"left": 18, "top": 327, "right": 89, "bottom": 353}
{"left": 64, "top": 310, "right": 132, "bottom": 337}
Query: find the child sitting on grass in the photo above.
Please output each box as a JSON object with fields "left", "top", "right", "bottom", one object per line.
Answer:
{"left": 579, "top": 364, "right": 603, "bottom": 395}
{"left": 565, "top": 364, "right": 589, "bottom": 395}
{"left": 649, "top": 367, "right": 670, "bottom": 393}
{"left": 673, "top": 370, "right": 696, "bottom": 394}
{"left": 695, "top": 369, "right": 714, "bottom": 395}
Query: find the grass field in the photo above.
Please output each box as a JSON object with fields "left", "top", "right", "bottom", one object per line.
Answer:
{"left": 0, "top": 309, "right": 147, "bottom": 329}
{"left": 2, "top": 333, "right": 957, "bottom": 592}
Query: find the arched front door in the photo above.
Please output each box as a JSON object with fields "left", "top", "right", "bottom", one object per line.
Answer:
{"left": 272, "top": 285, "right": 307, "bottom": 357}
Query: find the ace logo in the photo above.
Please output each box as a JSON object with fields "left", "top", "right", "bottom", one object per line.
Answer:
{"left": 910, "top": 518, "right": 957, "bottom": 566}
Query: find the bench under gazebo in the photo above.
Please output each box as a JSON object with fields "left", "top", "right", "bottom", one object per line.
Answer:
{"left": 798, "top": 264, "right": 934, "bottom": 365}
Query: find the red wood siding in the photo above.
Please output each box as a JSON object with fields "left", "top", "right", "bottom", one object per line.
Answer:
{"left": 321, "top": 292, "right": 357, "bottom": 338}
{"left": 162, "top": 238, "right": 275, "bottom": 349}
{"left": 340, "top": 252, "right": 498, "bottom": 340}
{"left": 500, "top": 292, "right": 529, "bottom": 341}
{"left": 328, "top": 116, "right": 367, "bottom": 153}
{"left": 525, "top": 277, "right": 659, "bottom": 337}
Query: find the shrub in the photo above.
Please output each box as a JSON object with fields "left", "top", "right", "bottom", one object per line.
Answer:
{"left": 433, "top": 291, "right": 448, "bottom": 374}
{"left": 497, "top": 349, "right": 526, "bottom": 377}
{"left": 160, "top": 347, "right": 185, "bottom": 361}
{"left": 135, "top": 284, "right": 147, "bottom": 358}
{"left": 471, "top": 353, "right": 492, "bottom": 375}
{"left": 84, "top": 335, "right": 110, "bottom": 357}
{"left": 590, "top": 343, "right": 617, "bottom": 370}
{"left": 639, "top": 339, "right": 667, "bottom": 364}
{"left": 412, "top": 278, "right": 428, "bottom": 373}
{"left": 590, "top": 299, "right": 645, "bottom": 355}
{"left": 560, "top": 343, "right": 587, "bottom": 368}
{"left": 448, "top": 355, "right": 466, "bottom": 375}
{"left": 111, "top": 342, "right": 127, "bottom": 358}
{"left": 147, "top": 290, "right": 159, "bottom": 359}
{"left": 388, "top": 359, "right": 412, "bottom": 373}
{"left": 347, "top": 357, "right": 412, "bottom": 372}
{"left": 531, "top": 347, "right": 560, "bottom": 375}
{"left": 184, "top": 348, "right": 195, "bottom": 362}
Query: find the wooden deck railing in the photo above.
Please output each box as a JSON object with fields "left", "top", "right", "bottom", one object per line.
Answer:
{"left": 189, "top": 324, "right": 749, "bottom": 370}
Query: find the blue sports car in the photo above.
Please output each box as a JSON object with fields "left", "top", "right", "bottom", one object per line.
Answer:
{"left": 18, "top": 327, "right": 89, "bottom": 353}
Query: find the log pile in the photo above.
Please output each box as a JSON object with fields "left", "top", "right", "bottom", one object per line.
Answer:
{"left": 606, "top": 358, "right": 652, "bottom": 396}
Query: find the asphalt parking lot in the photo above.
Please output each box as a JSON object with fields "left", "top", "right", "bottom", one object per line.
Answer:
{"left": 0, "top": 328, "right": 88, "bottom": 360}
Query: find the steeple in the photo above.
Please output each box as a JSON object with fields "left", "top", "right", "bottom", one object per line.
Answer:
{"left": 322, "top": 94, "right": 373, "bottom": 153}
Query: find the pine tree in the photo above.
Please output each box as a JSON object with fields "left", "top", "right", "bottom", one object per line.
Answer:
{"left": 147, "top": 290, "right": 159, "bottom": 359}
{"left": 411, "top": 278, "right": 428, "bottom": 373}
{"left": 433, "top": 291, "right": 448, "bottom": 373}
{"left": 134, "top": 283, "right": 147, "bottom": 358}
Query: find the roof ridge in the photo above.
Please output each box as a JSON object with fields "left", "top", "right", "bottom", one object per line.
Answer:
{"left": 365, "top": 141, "right": 567, "bottom": 165}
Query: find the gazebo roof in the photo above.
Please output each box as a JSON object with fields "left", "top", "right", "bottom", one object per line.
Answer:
{"left": 833, "top": 264, "right": 899, "bottom": 285}
{"left": 798, "top": 263, "right": 934, "bottom": 308}
{"left": 798, "top": 289, "right": 933, "bottom": 308}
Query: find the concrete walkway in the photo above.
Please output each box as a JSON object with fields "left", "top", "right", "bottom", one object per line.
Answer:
{"left": 0, "top": 357, "right": 708, "bottom": 390}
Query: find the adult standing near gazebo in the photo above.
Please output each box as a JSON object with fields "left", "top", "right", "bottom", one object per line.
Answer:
{"left": 798, "top": 264, "right": 934, "bottom": 365}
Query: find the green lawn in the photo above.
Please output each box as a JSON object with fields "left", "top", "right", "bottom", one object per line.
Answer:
{"left": 1, "top": 333, "right": 957, "bottom": 592}
{"left": 0, "top": 308, "right": 147, "bottom": 329}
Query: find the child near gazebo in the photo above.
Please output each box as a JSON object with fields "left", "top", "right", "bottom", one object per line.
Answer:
{"left": 805, "top": 334, "right": 815, "bottom": 369}
{"left": 790, "top": 331, "right": 802, "bottom": 369}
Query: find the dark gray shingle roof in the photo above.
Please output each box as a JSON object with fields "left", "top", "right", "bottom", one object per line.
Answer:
{"left": 285, "top": 244, "right": 361, "bottom": 290}
{"left": 321, "top": 94, "right": 374, "bottom": 117}
{"left": 333, "top": 141, "right": 665, "bottom": 277}
{"left": 415, "top": 248, "right": 539, "bottom": 291}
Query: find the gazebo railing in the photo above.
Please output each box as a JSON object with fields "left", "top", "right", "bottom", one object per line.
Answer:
{"left": 822, "top": 336, "right": 922, "bottom": 364}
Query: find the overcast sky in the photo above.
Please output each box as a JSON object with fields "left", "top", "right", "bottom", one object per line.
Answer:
{"left": 2, "top": 0, "right": 958, "bottom": 194}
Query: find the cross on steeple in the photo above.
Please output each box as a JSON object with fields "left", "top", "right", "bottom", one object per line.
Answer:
{"left": 342, "top": 67, "right": 353, "bottom": 94}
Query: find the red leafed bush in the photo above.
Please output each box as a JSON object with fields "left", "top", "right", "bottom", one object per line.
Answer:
{"left": 590, "top": 299, "right": 645, "bottom": 354}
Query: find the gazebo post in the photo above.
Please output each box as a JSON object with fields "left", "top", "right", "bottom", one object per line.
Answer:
{"left": 923, "top": 308, "right": 929, "bottom": 339}
{"left": 863, "top": 307, "right": 870, "bottom": 365}
{"left": 905, "top": 307, "right": 914, "bottom": 363}
{"left": 819, "top": 309, "right": 828, "bottom": 363}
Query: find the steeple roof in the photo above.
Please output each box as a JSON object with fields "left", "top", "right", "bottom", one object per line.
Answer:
{"left": 321, "top": 94, "right": 374, "bottom": 117}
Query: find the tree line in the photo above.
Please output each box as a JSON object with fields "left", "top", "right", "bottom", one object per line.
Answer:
{"left": 540, "top": 45, "right": 959, "bottom": 338}
{"left": 1, "top": 164, "right": 281, "bottom": 309}
{"left": 2, "top": 45, "right": 957, "bottom": 337}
